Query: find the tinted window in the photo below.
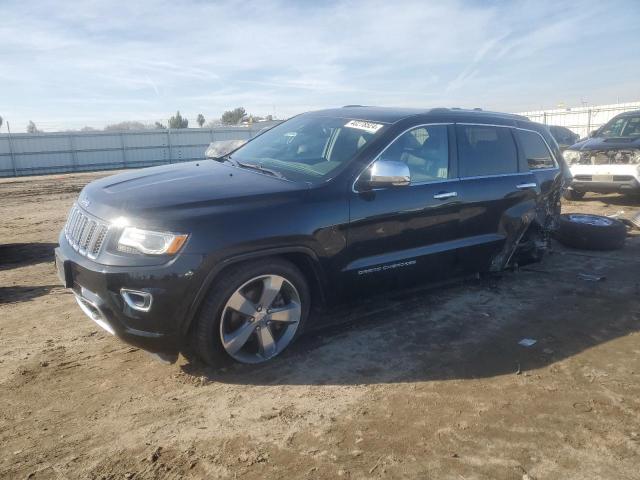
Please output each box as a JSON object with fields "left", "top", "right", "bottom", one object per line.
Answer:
{"left": 457, "top": 125, "right": 518, "bottom": 177}
{"left": 380, "top": 125, "right": 448, "bottom": 183}
{"left": 549, "top": 126, "right": 576, "bottom": 145}
{"left": 518, "top": 130, "right": 556, "bottom": 169}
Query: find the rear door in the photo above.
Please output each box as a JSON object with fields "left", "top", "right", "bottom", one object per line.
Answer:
{"left": 345, "top": 124, "right": 461, "bottom": 291}
{"left": 454, "top": 123, "right": 539, "bottom": 271}
{"left": 515, "top": 127, "right": 563, "bottom": 215}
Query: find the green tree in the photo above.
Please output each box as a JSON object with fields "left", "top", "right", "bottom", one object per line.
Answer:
{"left": 197, "top": 113, "right": 205, "bottom": 128}
{"left": 154, "top": 121, "right": 167, "bottom": 129}
{"left": 168, "top": 110, "right": 188, "bottom": 129}
{"left": 27, "top": 120, "right": 41, "bottom": 133}
{"left": 220, "top": 107, "right": 246, "bottom": 125}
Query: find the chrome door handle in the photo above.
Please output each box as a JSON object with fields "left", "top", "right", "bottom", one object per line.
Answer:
{"left": 516, "top": 183, "right": 537, "bottom": 189}
{"left": 433, "top": 191, "right": 457, "bottom": 199}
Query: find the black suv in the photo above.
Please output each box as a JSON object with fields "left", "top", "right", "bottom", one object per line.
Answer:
{"left": 55, "top": 107, "right": 568, "bottom": 365}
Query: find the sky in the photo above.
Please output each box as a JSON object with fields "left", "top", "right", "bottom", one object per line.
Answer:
{"left": 1, "top": 0, "right": 639, "bottom": 132}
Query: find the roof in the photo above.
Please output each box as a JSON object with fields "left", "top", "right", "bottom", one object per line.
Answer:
{"left": 616, "top": 109, "right": 640, "bottom": 117}
{"left": 308, "top": 106, "right": 530, "bottom": 124}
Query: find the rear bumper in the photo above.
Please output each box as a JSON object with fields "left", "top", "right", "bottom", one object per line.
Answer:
{"left": 56, "top": 235, "right": 206, "bottom": 358}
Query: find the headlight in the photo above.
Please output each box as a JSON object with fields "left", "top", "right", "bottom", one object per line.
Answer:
{"left": 632, "top": 150, "right": 640, "bottom": 164}
{"left": 563, "top": 150, "right": 581, "bottom": 165}
{"left": 117, "top": 227, "right": 188, "bottom": 255}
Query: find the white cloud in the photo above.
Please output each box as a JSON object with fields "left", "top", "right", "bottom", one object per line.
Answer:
{"left": 0, "top": 0, "right": 639, "bottom": 131}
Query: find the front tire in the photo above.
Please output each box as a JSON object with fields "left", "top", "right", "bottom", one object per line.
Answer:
{"left": 194, "top": 258, "right": 310, "bottom": 366}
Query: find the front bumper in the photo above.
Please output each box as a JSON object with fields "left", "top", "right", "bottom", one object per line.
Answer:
{"left": 56, "top": 235, "right": 205, "bottom": 359}
{"left": 570, "top": 175, "right": 640, "bottom": 193}
{"left": 568, "top": 165, "right": 640, "bottom": 193}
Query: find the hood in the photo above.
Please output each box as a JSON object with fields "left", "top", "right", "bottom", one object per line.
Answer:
{"left": 569, "top": 136, "right": 640, "bottom": 152}
{"left": 81, "top": 160, "right": 306, "bottom": 223}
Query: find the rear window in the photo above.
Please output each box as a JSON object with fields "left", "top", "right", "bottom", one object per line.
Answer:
{"left": 457, "top": 125, "right": 518, "bottom": 177}
{"left": 518, "top": 130, "right": 556, "bottom": 169}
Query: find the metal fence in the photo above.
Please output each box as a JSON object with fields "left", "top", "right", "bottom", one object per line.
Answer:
{"left": 0, "top": 123, "right": 278, "bottom": 178}
{"left": 517, "top": 101, "right": 640, "bottom": 139}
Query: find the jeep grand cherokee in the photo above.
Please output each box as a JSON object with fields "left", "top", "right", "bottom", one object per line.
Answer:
{"left": 55, "top": 107, "right": 568, "bottom": 365}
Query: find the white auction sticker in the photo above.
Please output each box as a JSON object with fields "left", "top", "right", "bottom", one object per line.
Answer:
{"left": 344, "top": 120, "right": 383, "bottom": 134}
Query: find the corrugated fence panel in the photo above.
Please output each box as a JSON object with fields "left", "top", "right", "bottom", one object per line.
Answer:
{"left": 124, "top": 147, "right": 170, "bottom": 167}
{"left": 170, "top": 130, "right": 212, "bottom": 146}
{"left": 0, "top": 122, "right": 281, "bottom": 178}
{"left": 0, "top": 136, "right": 11, "bottom": 155}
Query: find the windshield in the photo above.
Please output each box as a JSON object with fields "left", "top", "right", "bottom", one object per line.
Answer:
{"left": 598, "top": 115, "right": 640, "bottom": 138}
{"left": 227, "top": 115, "right": 385, "bottom": 182}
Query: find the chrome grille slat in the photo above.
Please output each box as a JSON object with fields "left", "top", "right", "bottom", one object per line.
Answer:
{"left": 80, "top": 220, "right": 97, "bottom": 252}
{"left": 67, "top": 208, "right": 81, "bottom": 238}
{"left": 90, "top": 225, "right": 108, "bottom": 257}
{"left": 64, "top": 204, "right": 110, "bottom": 260}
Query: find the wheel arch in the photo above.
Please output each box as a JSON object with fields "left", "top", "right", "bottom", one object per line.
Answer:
{"left": 180, "top": 246, "right": 327, "bottom": 336}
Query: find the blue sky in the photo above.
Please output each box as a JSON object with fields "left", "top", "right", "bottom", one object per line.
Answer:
{"left": 1, "top": 0, "right": 639, "bottom": 132}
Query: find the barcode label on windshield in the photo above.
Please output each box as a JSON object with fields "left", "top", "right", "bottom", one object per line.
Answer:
{"left": 345, "top": 120, "right": 383, "bottom": 134}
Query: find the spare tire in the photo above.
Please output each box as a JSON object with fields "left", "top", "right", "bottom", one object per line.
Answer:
{"left": 554, "top": 214, "right": 627, "bottom": 250}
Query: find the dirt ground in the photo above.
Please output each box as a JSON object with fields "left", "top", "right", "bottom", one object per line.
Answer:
{"left": 1, "top": 171, "right": 639, "bottom": 480}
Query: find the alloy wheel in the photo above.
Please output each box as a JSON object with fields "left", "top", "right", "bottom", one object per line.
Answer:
{"left": 219, "top": 274, "right": 302, "bottom": 363}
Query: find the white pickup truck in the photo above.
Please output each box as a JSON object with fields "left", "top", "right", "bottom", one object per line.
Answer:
{"left": 563, "top": 110, "right": 640, "bottom": 199}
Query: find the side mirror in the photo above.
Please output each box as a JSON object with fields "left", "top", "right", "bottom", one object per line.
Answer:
{"left": 365, "top": 160, "right": 411, "bottom": 188}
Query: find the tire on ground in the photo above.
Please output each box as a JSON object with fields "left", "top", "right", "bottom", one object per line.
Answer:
{"left": 194, "top": 257, "right": 310, "bottom": 367}
{"left": 553, "top": 213, "right": 627, "bottom": 250}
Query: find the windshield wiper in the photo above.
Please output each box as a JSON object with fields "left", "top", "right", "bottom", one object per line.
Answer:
{"left": 215, "top": 154, "right": 239, "bottom": 166}
{"left": 235, "top": 161, "right": 285, "bottom": 179}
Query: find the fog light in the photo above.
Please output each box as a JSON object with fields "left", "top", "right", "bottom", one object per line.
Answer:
{"left": 121, "top": 289, "right": 153, "bottom": 312}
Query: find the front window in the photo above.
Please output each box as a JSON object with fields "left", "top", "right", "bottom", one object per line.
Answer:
{"left": 598, "top": 115, "right": 640, "bottom": 138}
{"left": 227, "top": 115, "right": 385, "bottom": 182}
{"left": 378, "top": 125, "right": 449, "bottom": 183}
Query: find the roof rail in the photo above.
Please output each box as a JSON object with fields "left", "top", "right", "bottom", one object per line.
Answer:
{"left": 342, "top": 104, "right": 365, "bottom": 108}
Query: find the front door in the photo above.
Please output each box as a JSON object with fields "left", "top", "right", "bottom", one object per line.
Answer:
{"left": 345, "top": 124, "right": 461, "bottom": 292}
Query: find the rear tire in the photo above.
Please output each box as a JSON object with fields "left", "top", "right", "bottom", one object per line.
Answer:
{"left": 554, "top": 213, "right": 626, "bottom": 250}
{"left": 563, "top": 189, "right": 585, "bottom": 201}
{"left": 194, "top": 258, "right": 310, "bottom": 367}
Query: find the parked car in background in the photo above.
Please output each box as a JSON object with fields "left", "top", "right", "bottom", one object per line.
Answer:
{"left": 547, "top": 125, "right": 580, "bottom": 152}
{"left": 563, "top": 110, "right": 640, "bottom": 199}
{"left": 55, "top": 107, "right": 569, "bottom": 367}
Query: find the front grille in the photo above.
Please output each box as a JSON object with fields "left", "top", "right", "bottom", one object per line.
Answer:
{"left": 64, "top": 205, "right": 110, "bottom": 259}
